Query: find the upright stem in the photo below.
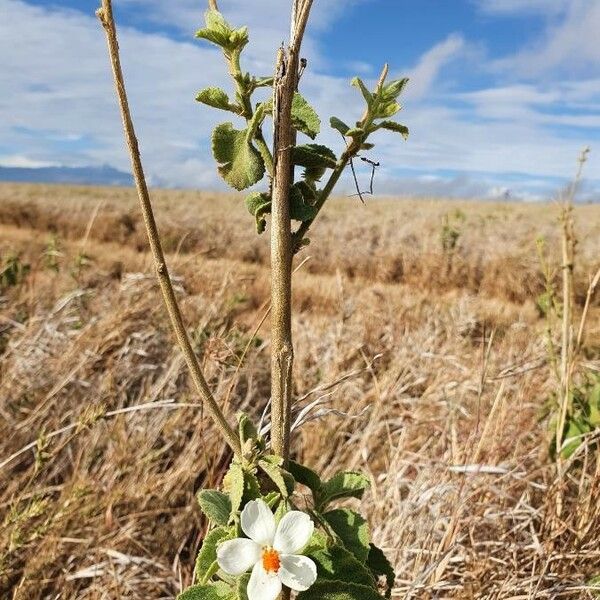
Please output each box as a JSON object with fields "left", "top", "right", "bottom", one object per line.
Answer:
{"left": 270, "top": 0, "right": 313, "bottom": 461}
{"left": 96, "top": 0, "right": 240, "bottom": 456}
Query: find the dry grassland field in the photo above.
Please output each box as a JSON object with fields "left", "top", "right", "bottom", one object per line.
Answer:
{"left": 1, "top": 182, "right": 600, "bottom": 599}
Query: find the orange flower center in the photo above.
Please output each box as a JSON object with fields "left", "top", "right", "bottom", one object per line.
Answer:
{"left": 261, "top": 548, "right": 280, "bottom": 574}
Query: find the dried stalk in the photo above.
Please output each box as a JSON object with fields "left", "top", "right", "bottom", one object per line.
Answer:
{"left": 269, "top": 0, "right": 313, "bottom": 461}
{"left": 96, "top": 0, "right": 240, "bottom": 456}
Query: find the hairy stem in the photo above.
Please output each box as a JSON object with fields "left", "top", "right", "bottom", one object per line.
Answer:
{"left": 270, "top": 0, "right": 313, "bottom": 462}
{"left": 97, "top": 0, "right": 240, "bottom": 456}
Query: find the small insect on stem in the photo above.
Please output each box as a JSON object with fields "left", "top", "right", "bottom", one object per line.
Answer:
{"left": 349, "top": 155, "right": 380, "bottom": 203}
{"left": 298, "top": 57, "right": 307, "bottom": 81}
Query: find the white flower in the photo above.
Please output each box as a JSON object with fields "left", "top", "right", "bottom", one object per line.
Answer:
{"left": 217, "top": 499, "right": 317, "bottom": 600}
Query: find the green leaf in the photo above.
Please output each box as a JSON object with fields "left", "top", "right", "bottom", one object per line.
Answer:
{"left": 262, "top": 491, "right": 281, "bottom": 508}
{"left": 222, "top": 461, "right": 245, "bottom": 516}
{"left": 245, "top": 192, "right": 271, "bottom": 233}
{"left": 559, "top": 417, "right": 591, "bottom": 459}
{"left": 197, "top": 490, "right": 232, "bottom": 527}
{"left": 295, "top": 180, "right": 317, "bottom": 203}
{"left": 306, "top": 543, "right": 376, "bottom": 588}
{"left": 297, "top": 580, "right": 385, "bottom": 600}
{"left": 317, "top": 471, "right": 370, "bottom": 509}
{"left": 330, "top": 116, "right": 350, "bottom": 136}
{"left": 382, "top": 78, "right": 409, "bottom": 100}
{"left": 194, "top": 527, "right": 231, "bottom": 584}
{"left": 212, "top": 123, "right": 265, "bottom": 191}
{"left": 253, "top": 76, "right": 274, "bottom": 89}
{"left": 303, "top": 166, "right": 327, "bottom": 183}
{"left": 366, "top": 544, "right": 395, "bottom": 598}
{"left": 293, "top": 144, "right": 337, "bottom": 170}
{"left": 195, "top": 10, "right": 232, "bottom": 48}
{"left": 377, "top": 121, "right": 409, "bottom": 140}
{"left": 238, "top": 413, "right": 259, "bottom": 447}
{"left": 196, "top": 87, "right": 234, "bottom": 112}
{"left": 345, "top": 127, "right": 365, "bottom": 138}
{"left": 178, "top": 581, "right": 235, "bottom": 600}
{"left": 228, "top": 26, "right": 249, "bottom": 50}
{"left": 258, "top": 458, "right": 295, "bottom": 497}
{"left": 351, "top": 77, "right": 373, "bottom": 106}
{"left": 376, "top": 102, "right": 401, "bottom": 119}
{"left": 291, "top": 92, "right": 320, "bottom": 139}
{"left": 289, "top": 460, "right": 322, "bottom": 493}
{"left": 323, "top": 509, "right": 370, "bottom": 563}
{"left": 236, "top": 573, "right": 250, "bottom": 600}
{"left": 290, "top": 184, "right": 318, "bottom": 223}
{"left": 242, "top": 469, "right": 262, "bottom": 502}
{"left": 195, "top": 10, "right": 248, "bottom": 53}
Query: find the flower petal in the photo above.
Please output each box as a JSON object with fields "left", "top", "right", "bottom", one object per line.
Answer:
{"left": 273, "top": 510, "right": 314, "bottom": 554}
{"left": 241, "top": 499, "right": 277, "bottom": 545}
{"left": 278, "top": 554, "right": 317, "bottom": 591}
{"left": 216, "top": 538, "right": 261, "bottom": 576}
{"left": 247, "top": 561, "right": 282, "bottom": 600}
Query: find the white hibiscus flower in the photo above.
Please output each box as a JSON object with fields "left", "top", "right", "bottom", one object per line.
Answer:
{"left": 217, "top": 499, "right": 317, "bottom": 600}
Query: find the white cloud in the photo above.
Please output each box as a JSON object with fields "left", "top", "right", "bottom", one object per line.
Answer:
{"left": 490, "top": 1, "right": 600, "bottom": 76}
{"left": 0, "top": 0, "right": 597, "bottom": 201}
{"left": 475, "top": 0, "right": 570, "bottom": 15}
{"left": 405, "top": 34, "right": 466, "bottom": 100}
{"left": 0, "top": 154, "right": 59, "bottom": 168}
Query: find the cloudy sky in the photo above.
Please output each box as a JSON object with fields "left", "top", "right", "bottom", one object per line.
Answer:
{"left": 0, "top": 0, "right": 599, "bottom": 200}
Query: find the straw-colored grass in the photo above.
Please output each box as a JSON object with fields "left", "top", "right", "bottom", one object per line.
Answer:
{"left": 1, "top": 182, "right": 599, "bottom": 599}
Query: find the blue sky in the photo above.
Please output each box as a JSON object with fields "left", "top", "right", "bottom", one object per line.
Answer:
{"left": 1, "top": 0, "right": 599, "bottom": 200}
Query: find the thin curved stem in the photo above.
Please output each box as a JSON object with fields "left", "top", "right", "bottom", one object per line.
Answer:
{"left": 96, "top": 0, "right": 240, "bottom": 456}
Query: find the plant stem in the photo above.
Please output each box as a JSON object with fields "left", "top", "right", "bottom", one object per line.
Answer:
{"left": 97, "top": 0, "right": 240, "bottom": 456}
{"left": 270, "top": 0, "right": 313, "bottom": 462}
{"left": 292, "top": 64, "right": 389, "bottom": 252}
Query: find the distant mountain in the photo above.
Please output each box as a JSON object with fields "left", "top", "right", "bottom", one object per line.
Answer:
{"left": 0, "top": 164, "right": 133, "bottom": 186}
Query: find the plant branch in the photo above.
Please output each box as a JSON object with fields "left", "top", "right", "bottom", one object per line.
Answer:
{"left": 96, "top": 0, "right": 240, "bottom": 456}
{"left": 292, "top": 64, "right": 389, "bottom": 252}
{"left": 269, "top": 0, "right": 313, "bottom": 462}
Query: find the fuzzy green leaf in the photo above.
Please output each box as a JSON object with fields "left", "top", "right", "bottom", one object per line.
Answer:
{"left": 377, "top": 121, "right": 409, "bottom": 139}
{"left": 259, "top": 458, "right": 295, "bottom": 497}
{"left": 323, "top": 508, "right": 370, "bottom": 563}
{"left": 196, "top": 87, "right": 234, "bottom": 112}
{"left": 195, "top": 10, "right": 232, "bottom": 48}
{"left": 238, "top": 413, "right": 258, "bottom": 446}
{"left": 366, "top": 544, "right": 395, "bottom": 599}
{"left": 292, "top": 93, "right": 320, "bottom": 139}
{"left": 244, "top": 192, "right": 271, "bottom": 234}
{"left": 178, "top": 582, "right": 235, "bottom": 600}
{"left": 236, "top": 573, "right": 250, "bottom": 600}
{"left": 212, "top": 123, "right": 265, "bottom": 191}
{"left": 293, "top": 144, "right": 337, "bottom": 170}
{"left": 294, "top": 180, "right": 318, "bottom": 203}
{"left": 228, "top": 26, "right": 249, "bottom": 50}
{"left": 376, "top": 102, "right": 401, "bottom": 119}
{"left": 253, "top": 76, "right": 274, "bottom": 89}
{"left": 194, "top": 527, "right": 231, "bottom": 584}
{"left": 197, "top": 490, "right": 232, "bottom": 527}
{"left": 303, "top": 166, "right": 327, "bottom": 183}
{"left": 288, "top": 460, "right": 322, "bottom": 493}
{"left": 290, "top": 184, "right": 318, "bottom": 223}
{"left": 382, "top": 78, "right": 409, "bottom": 101}
{"left": 242, "top": 469, "right": 262, "bottom": 502}
{"left": 222, "top": 461, "right": 245, "bottom": 516}
{"left": 317, "top": 471, "right": 370, "bottom": 509}
{"left": 330, "top": 116, "right": 350, "bottom": 136}
{"left": 345, "top": 127, "right": 365, "bottom": 138}
{"left": 297, "top": 580, "right": 385, "bottom": 600}
{"left": 351, "top": 77, "right": 373, "bottom": 106}
{"left": 306, "top": 542, "right": 376, "bottom": 588}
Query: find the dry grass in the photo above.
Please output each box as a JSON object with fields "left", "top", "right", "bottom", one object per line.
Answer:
{"left": 1, "top": 182, "right": 599, "bottom": 599}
